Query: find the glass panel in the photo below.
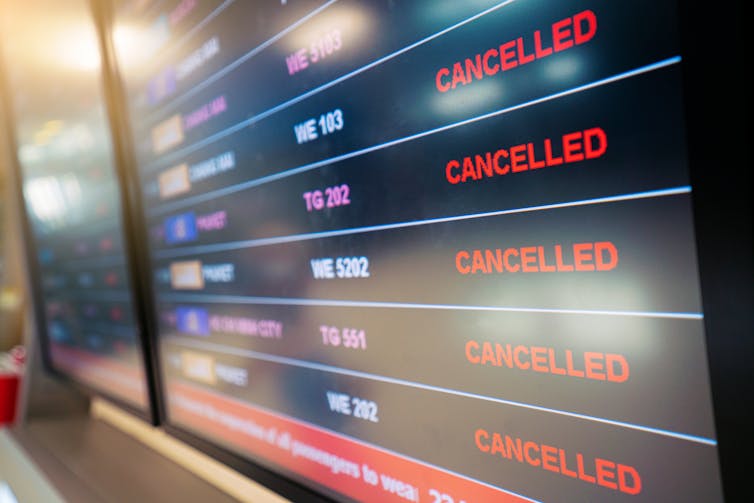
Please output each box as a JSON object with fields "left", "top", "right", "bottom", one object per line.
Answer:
{"left": 0, "top": 0, "right": 149, "bottom": 410}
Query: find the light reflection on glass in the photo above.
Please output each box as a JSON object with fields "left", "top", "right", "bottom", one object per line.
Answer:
{"left": 281, "top": 4, "right": 372, "bottom": 55}
{"left": 543, "top": 54, "right": 583, "bottom": 82}
{"left": 431, "top": 78, "right": 503, "bottom": 117}
{"left": 0, "top": 0, "right": 149, "bottom": 409}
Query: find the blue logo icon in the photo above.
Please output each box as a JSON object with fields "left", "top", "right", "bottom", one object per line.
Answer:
{"left": 176, "top": 306, "right": 209, "bottom": 336}
{"left": 164, "top": 212, "right": 197, "bottom": 244}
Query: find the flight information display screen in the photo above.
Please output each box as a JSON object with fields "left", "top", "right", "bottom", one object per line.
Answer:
{"left": 114, "top": 0, "right": 724, "bottom": 500}
{"left": 0, "top": 0, "right": 150, "bottom": 411}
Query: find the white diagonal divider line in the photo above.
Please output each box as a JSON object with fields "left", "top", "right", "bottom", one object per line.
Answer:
{"left": 153, "top": 186, "right": 691, "bottom": 259}
{"left": 145, "top": 0, "right": 341, "bottom": 122}
{"left": 141, "top": 0, "right": 521, "bottom": 172}
{"left": 147, "top": 56, "right": 682, "bottom": 218}
{"left": 167, "top": 336, "right": 717, "bottom": 446}
{"left": 158, "top": 292, "right": 703, "bottom": 321}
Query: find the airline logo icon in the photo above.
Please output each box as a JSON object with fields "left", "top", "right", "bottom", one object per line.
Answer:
{"left": 104, "top": 271, "right": 120, "bottom": 286}
{"left": 99, "top": 237, "right": 114, "bottom": 251}
{"left": 110, "top": 306, "right": 124, "bottom": 321}
{"left": 49, "top": 321, "right": 71, "bottom": 343}
{"left": 170, "top": 260, "right": 204, "bottom": 289}
{"left": 78, "top": 272, "right": 94, "bottom": 287}
{"left": 151, "top": 114, "right": 184, "bottom": 154}
{"left": 75, "top": 241, "right": 90, "bottom": 256}
{"left": 38, "top": 248, "right": 55, "bottom": 264}
{"left": 176, "top": 306, "right": 210, "bottom": 336}
{"left": 158, "top": 164, "right": 190, "bottom": 199}
{"left": 181, "top": 351, "right": 216, "bottom": 384}
{"left": 164, "top": 212, "right": 197, "bottom": 244}
{"left": 81, "top": 304, "right": 98, "bottom": 318}
{"left": 148, "top": 67, "right": 176, "bottom": 105}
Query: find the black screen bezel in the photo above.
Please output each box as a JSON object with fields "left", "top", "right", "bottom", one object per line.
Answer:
{"left": 679, "top": 0, "right": 752, "bottom": 499}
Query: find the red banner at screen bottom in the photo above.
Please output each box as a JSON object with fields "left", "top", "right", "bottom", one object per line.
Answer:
{"left": 49, "top": 343, "right": 147, "bottom": 409}
{"left": 168, "top": 380, "right": 535, "bottom": 503}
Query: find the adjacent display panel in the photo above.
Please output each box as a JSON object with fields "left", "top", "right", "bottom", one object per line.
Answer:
{"left": 113, "top": 0, "right": 727, "bottom": 500}
{"left": 0, "top": 0, "right": 151, "bottom": 415}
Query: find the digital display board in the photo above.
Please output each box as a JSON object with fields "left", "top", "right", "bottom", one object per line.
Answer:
{"left": 113, "top": 0, "right": 725, "bottom": 500}
{"left": 0, "top": 0, "right": 150, "bottom": 413}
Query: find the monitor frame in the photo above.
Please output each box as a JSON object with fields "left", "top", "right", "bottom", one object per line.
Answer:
{"left": 679, "top": 0, "right": 753, "bottom": 498}
{"left": 0, "top": 7, "right": 159, "bottom": 425}
{"left": 99, "top": 0, "right": 753, "bottom": 500}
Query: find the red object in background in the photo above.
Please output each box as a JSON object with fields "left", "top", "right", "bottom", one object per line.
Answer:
{"left": 0, "top": 372, "right": 19, "bottom": 425}
{"left": 0, "top": 346, "right": 25, "bottom": 425}
{"left": 9, "top": 346, "right": 26, "bottom": 365}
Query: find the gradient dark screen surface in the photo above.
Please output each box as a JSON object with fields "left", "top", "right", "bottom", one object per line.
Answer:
{"left": 113, "top": 1, "right": 723, "bottom": 500}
